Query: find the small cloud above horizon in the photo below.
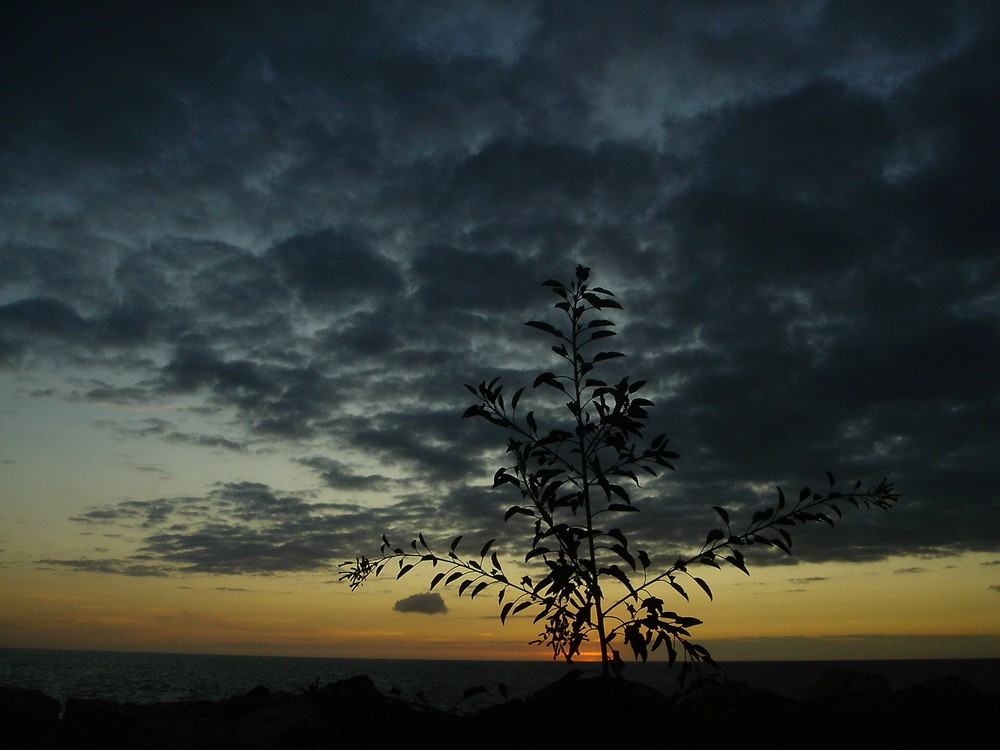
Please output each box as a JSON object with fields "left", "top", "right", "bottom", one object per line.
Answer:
{"left": 394, "top": 592, "right": 449, "bottom": 615}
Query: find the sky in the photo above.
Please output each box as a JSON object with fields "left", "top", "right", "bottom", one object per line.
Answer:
{"left": 1, "top": 1, "right": 999, "bottom": 663}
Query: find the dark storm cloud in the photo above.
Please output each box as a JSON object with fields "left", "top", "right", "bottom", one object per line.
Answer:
{"left": 270, "top": 229, "right": 403, "bottom": 308}
{"left": 2, "top": 2, "right": 998, "bottom": 576}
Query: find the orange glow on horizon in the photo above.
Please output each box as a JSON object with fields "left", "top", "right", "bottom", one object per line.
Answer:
{"left": 2, "top": 553, "right": 999, "bottom": 661}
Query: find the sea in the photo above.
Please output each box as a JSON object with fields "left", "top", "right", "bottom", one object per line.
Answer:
{"left": 2, "top": 648, "right": 998, "bottom": 713}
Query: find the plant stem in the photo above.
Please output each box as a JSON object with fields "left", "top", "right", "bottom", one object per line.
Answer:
{"left": 569, "top": 286, "right": 610, "bottom": 677}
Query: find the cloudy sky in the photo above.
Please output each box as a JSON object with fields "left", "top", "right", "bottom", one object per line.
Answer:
{"left": 2, "top": 1, "right": 998, "bottom": 661}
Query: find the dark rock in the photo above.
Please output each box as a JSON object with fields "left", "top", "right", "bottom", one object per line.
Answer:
{"left": 0, "top": 685, "right": 61, "bottom": 749}
{"left": 883, "top": 674, "right": 995, "bottom": 745}
{"left": 792, "top": 670, "right": 994, "bottom": 749}
{"left": 2, "top": 669, "right": 996, "bottom": 750}
{"left": 679, "top": 678, "right": 800, "bottom": 738}
{"left": 804, "top": 667, "right": 892, "bottom": 703}
{"left": 62, "top": 697, "right": 149, "bottom": 743}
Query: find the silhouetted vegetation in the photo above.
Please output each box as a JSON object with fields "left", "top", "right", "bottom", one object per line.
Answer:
{"left": 342, "top": 266, "right": 899, "bottom": 679}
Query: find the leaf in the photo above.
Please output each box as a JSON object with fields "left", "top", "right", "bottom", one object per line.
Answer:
{"left": 493, "top": 468, "right": 514, "bottom": 488}
{"left": 430, "top": 572, "right": 445, "bottom": 590}
{"left": 668, "top": 580, "right": 689, "bottom": 600}
{"left": 607, "top": 503, "right": 639, "bottom": 512}
{"left": 705, "top": 528, "right": 725, "bottom": 546}
{"left": 525, "top": 547, "right": 550, "bottom": 561}
{"left": 604, "top": 565, "right": 635, "bottom": 595}
{"left": 471, "top": 581, "right": 489, "bottom": 598}
{"left": 610, "top": 544, "right": 636, "bottom": 571}
{"left": 480, "top": 539, "right": 496, "bottom": 558}
{"left": 625, "top": 625, "right": 647, "bottom": 661}
{"left": 606, "top": 528, "right": 628, "bottom": 546}
{"left": 593, "top": 351, "right": 625, "bottom": 362}
{"left": 693, "top": 577, "right": 713, "bottom": 600}
{"left": 713, "top": 506, "right": 729, "bottom": 525}
{"left": 396, "top": 564, "right": 414, "bottom": 579}
{"left": 799, "top": 486, "right": 811, "bottom": 502}
{"left": 532, "top": 372, "right": 567, "bottom": 393}
{"left": 505, "top": 505, "right": 535, "bottom": 521}
{"left": 588, "top": 329, "right": 617, "bottom": 341}
{"left": 525, "top": 321, "right": 564, "bottom": 338}
{"left": 725, "top": 548, "right": 750, "bottom": 575}
{"left": 770, "top": 536, "right": 791, "bottom": 554}
{"left": 450, "top": 535, "right": 463, "bottom": 552}
{"left": 511, "top": 387, "right": 524, "bottom": 410}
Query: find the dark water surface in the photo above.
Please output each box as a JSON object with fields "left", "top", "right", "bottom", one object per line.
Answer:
{"left": 2, "top": 648, "right": 998, "bottom": 710}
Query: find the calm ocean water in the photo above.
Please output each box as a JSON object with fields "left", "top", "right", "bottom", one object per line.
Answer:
{"left": 2, "top": 648, "right": 998, "bottom": 711}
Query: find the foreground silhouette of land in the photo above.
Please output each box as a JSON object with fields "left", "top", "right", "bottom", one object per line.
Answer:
{"left": 4, "top": 667, "right": 997, "bottom": 749}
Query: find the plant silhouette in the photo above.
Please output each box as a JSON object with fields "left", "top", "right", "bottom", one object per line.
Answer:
{"left": 341, "top": 265, "right": 899, "bottom": 679}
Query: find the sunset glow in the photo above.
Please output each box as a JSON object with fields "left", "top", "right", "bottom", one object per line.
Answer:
{"left": 2, "top": 2, "right": 998, "bottom": 665}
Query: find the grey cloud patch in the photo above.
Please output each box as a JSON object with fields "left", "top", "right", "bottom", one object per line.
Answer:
{"left": 410, "top": 245, "right": 553, "bottom": 315}
{"left": 0, "top": 298, "right": 87, "bottom": 340}
{"left": 394, "top": 592, "right": 448, "bottom": 615}
{"left": 96, "top": 418, "right": 247, "bottom": 452}
{"left": 164, "top": 432, "right": 247, "bottom": 452}
{"left": 270, "top": 229, "right": 403, "bottom": 308}
{"left": 295, "top": 456, "right": 396, "bottom": 492}
{"left": 36, "top": 558, "right": 170, "bottom": 577}
{"left": 65, "top": 481, "right": 482, "bottom": 576}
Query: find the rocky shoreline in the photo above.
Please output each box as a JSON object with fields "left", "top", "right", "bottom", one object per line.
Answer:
{"left": 4, "top": 667, "right": 997, "bottom": 749}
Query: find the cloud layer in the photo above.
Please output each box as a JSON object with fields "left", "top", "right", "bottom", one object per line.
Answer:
{"left": 2, "top": 2, "right": 998, "bottom": 579}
